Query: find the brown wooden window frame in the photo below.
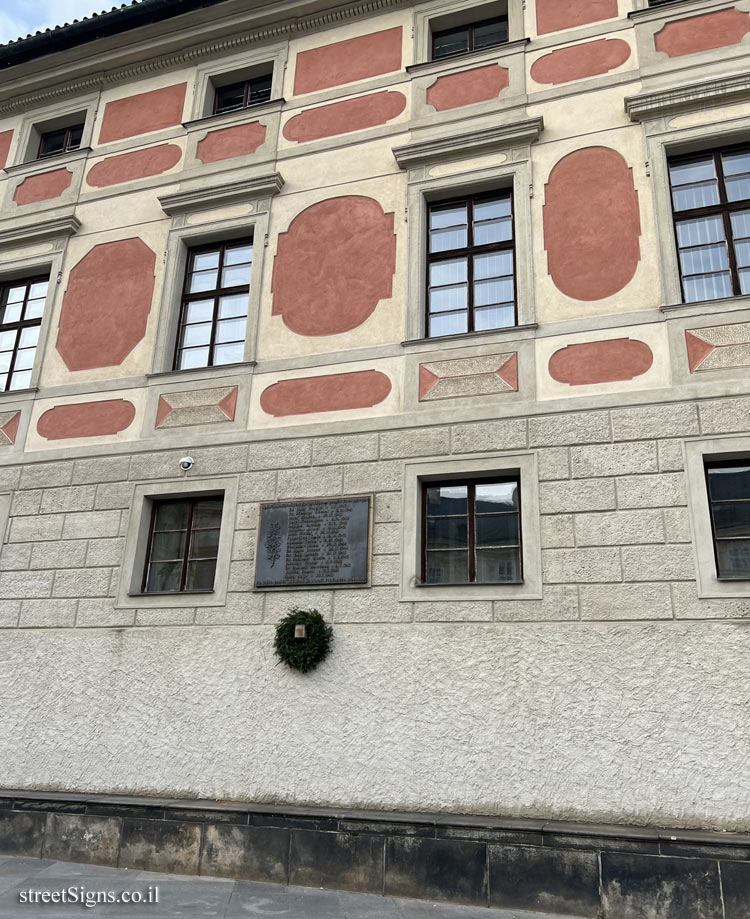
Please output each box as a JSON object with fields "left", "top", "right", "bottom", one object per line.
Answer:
{"left": 426, "top": 190, "right": 516, "bottom": 338}
{"left": 0, "top": 274, "right": 48, "bottom": 393}
{"left": 37, "top": 123, "right": 84, "bottom": 159}
{"left": 142, "top": 495, "right": 224, "bottom": 595}
{"left": 213, "top": 74, "right": 273, "bottom": 115}
{"left": 431, "top": 15, "right": 509, "bottom": 60}
{"left": 667, "top": 142, "right": 750, "bottom": 304}
{"left": 421, "top": 475, "right": 523, "bottom": 585}
{"left": 704, "top": 459, "right": 750, "bottom": 580}
{"left": 173, "top": 238, "right": 253, "bottom": 371}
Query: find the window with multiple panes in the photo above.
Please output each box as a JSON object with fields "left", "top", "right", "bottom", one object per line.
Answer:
{"left": 705, "top": 461, "right": 750, "bottom": 579}
{"left": 0, "top": 276, "right": 48, "bottom": 392}
{"left": 214, "top": 75, "right": 273, "bottom": 114}
{"left": 143, "top": 496, "right": 223, "bottom": 594}
{"left": 38, "top": 123, "right": 84, "bottom": 159}
{"left": 668, "top": 145, "right": 750, "bottom": 303}
{"left": 431, "top": 16, "right": 508, "bottom": 59}
{"left": 174, "top": 239, "right": 252, "bottom": 370}
{"left": 427, "top": 191, "right": 515, "bottom": 337}
{"left": 422, "top": 478, "right": 522, "bottom": 584}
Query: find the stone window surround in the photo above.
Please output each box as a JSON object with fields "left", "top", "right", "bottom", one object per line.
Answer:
{"left": 402, "top": 148, "right": 535, "bottom": 343}
{"left": 12, "top": 92, "right": 99, "bottom": 167}
{"left": 190, "top": 44, "right": 288, "bottom": 122}
{"left": 412, "top": 0, "right": 521, "bottom": 64}
{"left": 150, "top": 208, "right": 271, "bottom": 375}
{"left": 400, "top": 451, "right": 542, "bottom": 602}
{"left": 684, "top": 435, "right": 750, "bottom": 598}
{"left": 116, "top": 475, "right": 239, "bottom": 609}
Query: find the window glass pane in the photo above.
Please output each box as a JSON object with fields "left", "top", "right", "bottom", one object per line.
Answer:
{"left": 0, "top": 330, "right": 16, "bottom": 351}
{"left": 672, "top": 180, "right": 720, "bottom": 211}
{"left": 215, "top": 82, "right": 245, "bottom": 112}
{"left": 683, "top": 272, "right": 732, "bottom": 303}
{"left": 429, "top": 311, "right": 468, "bottom": 337}
{"left": 189, "top": 269, "right": 218, "bottom": 293}
{"left": 178, "top": 346, "right": 210, "bottom": 369}
{"left": 186, "top": 559, "right": 217, "bottom": 590}
{"left": 19, "top": 326, "right": 40, "bottom": 348}
{"left": 427, "top": 485, "right": 467, "bottom": 515}
{"left": 476, "top": 547, "right": 521, "bottom": 583}
{"left": 6, "top": 286, "right": 26, "bottom": 304}
{"left": 430, "top": 205, "right": 467, "bottom": 230}
{"left": 0, "top": 353, "right": 11, "bottom": 373}
{"left": 190, "top": 529, "right": 221, "bottom": 559}
{"left": 739, "top": 268, "right": 750, "bottom": 295}
{"left": 193, "top": 251, "right": 220, "bottom": 272}
{"left": 1, "top": 303, "right": 22, "bottom": 324}
{"left": 185, "top": 299, "right": 214, "bottom": 324}
{"left": 150, "top": 531, "right": 186, "bottom": 561}
{"left": 213, "top": 342, "right": 245, "bottom": 365}
{"left": 429, "top": 259, "right": 467, "bottom": 287}
{"left": 28, "top": 281, "right": 48, "bottom": 300}
{"left": 426, "top": 517, "right": 468, "bottom": 550}
{"left": 474, "top": 198, "right": 511, "bottom": 222}
{"left": 715, "top": 540, "right": 750, "bottom": 579}
{"left": 669, "top": 158, "right": 716, "bottom": 186}
{"left": 707, "top": 464, "right": 750, "bottom": 501}
{"left": 215, "top": 318, "right": 246, "bottom": 343}
{"left": 474, "top": 304, "right": 515, "bottom": 330}
{"left": 474, "top": 277, "right": 514, "bottom": 306}
{"left": 222, "top": 264, "right": 252, "bottom": 287}
{"left": 155, "top": 501, "right": 190, "bottom": 531}
{"left": 473, "top": 18, "right": 508, "bottom": 48}
{"left": 474, "top": 251, "right": 513, "bottom": 280}
{"left": 429, "top": 283, "right": 468, "bottom": 312}
{"left": 218, "top": 294, "right": 249, "bottom": 319}
{"left": 725, "top": 176, "right": 750, "bottom": 203}
{"left": 474, "top": 217, "right": 513, "bottom": 246}
{"left": 476, "top": 481, "right": 519, "bottom": 512}
{"left": 39, "top": 129, "right": 66, "bottom": 157}
{"left": 13, "top": 348, "right": 35, "bottom": 371}
{"left": 68, "top": 124, "right": 84, "bottom": 149}
{"left": 430, "top": 226, "right": 468, "bottom": 253}
{"left": 722, "top": 151, "right": 750, "bottom": 176}
{"left": 678, "top": 243, "right": 729, "bottom": 276}
{"left": 712, "top": 502, "right": 750, "bottom": 538}
{"left": 146, "top": 560, "right": 183, "bottom": 592}
{"left": 476, "top": 515, "right": 519, "bottom": 547}
{"left": 433, "top": 28, "right": 469, "bottom": 58}
{"left": 676, "top": 215, "right": 725, "bottom": 247}
{"left": 0, "top": 374, "right": 8, "bottom": 392}
{"left": 24, "top": 299, "right": 45, "bottom": 321}
{"left": 425, "top": 550, "right": 468, "bottom": 583}
{"left": 182, "top": 322, "right": 212, "bottom": 348}
{"left": 249, "top": 75, "right": 272, "bottom": 102}
{"left": 193, "top": 499, "right": 223, "bottom": 528}
{"left": 224, "top": 244, "right": 253, "bottom": 266}
{"left": 9, "top": 370, "right": 31, "bottom": 390}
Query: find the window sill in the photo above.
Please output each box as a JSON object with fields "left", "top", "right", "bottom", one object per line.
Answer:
{"left": 147, "top": 361, "right": 255, "bottom": 385}
{"left": 660, "top": 294, "right": 750, "bottom": 317}
{"left": 402, "top": 323, "right": 537, "bottom": 351}
{"left": 0, "top": 386, "right": 38, "bottom": 401}
{"left": 128, "top": 590, "right": 214, "bottom": 598}
{"left": 183, "top": 98, "right": 285, "bottom": 131}
{"left": 406, "top": 38, "right": 529, "bottom": 76}
{"left": 4, "top": 147, "right": 91, "bottom": 176}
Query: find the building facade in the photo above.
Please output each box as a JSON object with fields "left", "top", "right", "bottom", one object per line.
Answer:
{"left": 0, "top": 0, "right": 749, "bottom": 913}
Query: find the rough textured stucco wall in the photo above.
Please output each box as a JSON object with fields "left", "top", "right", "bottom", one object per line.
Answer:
{"left": 1, "top": 624, "right": 748, "bottom": 830}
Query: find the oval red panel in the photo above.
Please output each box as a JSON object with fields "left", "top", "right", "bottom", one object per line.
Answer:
{"left": 15, "top": 169, "right": 72, "bottom": 206}
{"left": 531, "top": 39, "right": 630, "bottom": 85}
{"left": 549, "top": 339, "right": 653, "bottom": 386}
{"left": 38, "top": 399, "right": 136, "bottom": 440}
{"left": 261, "top": 370, "right": 392, "bottom": 417}
{"left": 283, "top": 91, "right": 406, "bottom": 143}
{"left": 272, "top": 196, "right": 396, "bottom": 336}
{"left": 543, "top": 147, "right": 641, "bottom": 301}
{"left": 426, "top": 64, "right": 509, "bottom": 112}
{"left": 87, "top": 144, "right": 182, "bottom": 187}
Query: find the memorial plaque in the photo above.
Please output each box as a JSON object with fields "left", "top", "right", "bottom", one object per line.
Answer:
{"left": 255, "top": 496, "right": 371, "bottom": 588}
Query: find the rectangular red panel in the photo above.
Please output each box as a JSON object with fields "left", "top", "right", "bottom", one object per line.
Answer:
{"left": 99, "top": 83, "right": 187, "bottom": 143}
{"left": 294, "top": 27, "right": 402, "bottom": 95}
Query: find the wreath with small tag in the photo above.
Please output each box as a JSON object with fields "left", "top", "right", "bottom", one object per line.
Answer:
{"left": 274, "top": 608, "right": 333, "bottom": 674}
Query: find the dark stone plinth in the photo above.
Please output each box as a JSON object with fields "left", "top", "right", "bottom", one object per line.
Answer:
{"left": 0, "top": 812, "right": 45, "bottom": 858}
{"left": 385, "top": 836, "right": 488, "bottom": 907}
{"left": 290, "top": 829, "right": 384, "bottom": 894}
{"left": 119, "top": 818, "right": 202, "bottom": 875}
{"left": 719, "top": 861, "right": 750, "bottom": 919}
{"left": 200, "top": 824, "right": 289, "bottom": 884}
{"left": 42, "top": 813, "right": 120, "bottom": 866}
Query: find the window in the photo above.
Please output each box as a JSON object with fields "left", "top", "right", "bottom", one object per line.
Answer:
{"left": 422, "top": 477, "right": 522, "bottom": 584}
{"left": 175, "top": 239, "right": 252, "bottom": 370}
{"left": 37, "top": 123, "right": 83, "bottom": 159}
{"left": 143, "top": 496, "right": 223, "bottom": 594}
{"left": 214, "top": 74, "right": 272, "bottom": 114}
{"left": 668, "top": 145, "right": 750, "bottom": 303}
{"left": 427, "top": 191, "right": 515, "bottom": 337}
{"left": 0, "top": 276, "right": 48, "bottom": 392}
{"left": 705, "top": 460, "right": 750, "bottom": 579}
{"left": 432, "top": 15, "right": 508, "bottom": 59}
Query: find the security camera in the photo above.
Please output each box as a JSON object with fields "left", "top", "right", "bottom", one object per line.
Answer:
{"left": 179, "top": 456, "right": 195, "bottom": 472}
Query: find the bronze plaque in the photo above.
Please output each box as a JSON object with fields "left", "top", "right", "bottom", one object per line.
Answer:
{"left": 255, "top": 496, "right": 371, "bottom": 588}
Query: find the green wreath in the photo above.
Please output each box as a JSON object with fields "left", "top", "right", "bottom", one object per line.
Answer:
{"left": 274, "top": 608, "right": 333, "bottom": 674}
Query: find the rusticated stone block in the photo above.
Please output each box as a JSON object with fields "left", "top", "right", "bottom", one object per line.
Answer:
{"left": 529, "top": 411, "right": 610, "bottom": 447}
{"left": 543, "top": 548, "right": 621, "bottom": 583}
{"left": 540, "top": 479, "right": 616, "bottom": 515}
{"left": 616, "top": 473, "right": 685, "bottom": 509}
{"left": 380, "top": 427, "right": 450, "bottom": 459}
{"left": 385, "top": 836, "right": 487, "bottom": 906}
{"left": 415, "top": 600, "right": 492, "bottom": 622}
{"left": 119, "top": 818, "right": 202, "bottom": 874}
{"left": 290, "top": 829, "right": 384, "bottom": 894}
{"left": 699, "top": 396, "right": 750, "bottom": 435}
{"left": 494, "top": 585, "right": 578, "bottom": 621}
{"left": 451, "top": 419, "right": 527, "bottom": 454}
{"left": 277, "top": 466, "right": 342, "bottom": 500}
{"left": 333, "top": 587, "right": 412, "bottom": 623}
{"left": 611, "top": 403, "right": 698, "bottom": 441}
{"left": 200, "top": 824, "right": 289, "bottom": 883}
{"left": 20, "top": 599, "right": 76, "bottom": 627}
{"left": 570, "top": 442, "right": 657, "bottom": 478}
{"left": 621, "top": 545, "right": 693, "bottom": 581}
{"left": 312, "top": 433, "right": 378, "bottom": 465}
{"left": 541, "top": 515, "right": 575, "bottom": 548}
{"left": 43, "top": 813, "right": 120, "bottom": 865}
{"left": 156, "top": 386, "right": 238, "bottom": 429}
{"left": 580, "top": 583, "right": 672, "bottom": 620}
{"left": 575, "top": 510, "right": 664, "bottom": 547}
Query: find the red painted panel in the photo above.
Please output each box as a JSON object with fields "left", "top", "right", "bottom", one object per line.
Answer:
{"left": 654, "top": 9, "right": 750, "bottom": 57}
{"left": 283, "top": 91, "right": 406, "bottom": 143}
{"left": 272, "top": 196, "right": 396, "bottom": 336}
{"left": 87, "top": 144, "right": 182, "bottom": 187}
{"left": 2, "top": 412, "right": 20, "bottom": 445}
{"left": 685, "top": 331, "right": 716, "bottom": 372}
{"left": 543, "top": 147, "right": 641, "bottom": 301}
{"left": 196, "top": 122, "right": 266, "bottom": 164}
{"left": 57, "top": 239, "right": 156, "bottom": 371}
{"left": 38, "top": 400, "right": 136, "bottom": 440}
{"left": 0, "top": 130, "right": 12, "bottom": 170}
{"left": 294, "top": 27, "right": 402, "bottom": 95}
{"left": 426, "top": 64, "right": 509, "bottom": 112}
{"left": 261, "top": 370, "right": 392, "bottom": 416}
{"left": 531, "top": 39, "right": 631, "bottom": 85}
{"left": 14, "top": 169, "right": 72, "bottom": 206}
{"left": 549, "top": 339, "right": 653, "bottom": 386}
{"left": 536, "top": 0, "right": 618, "bottom": 35}
{"left": 99, "top": 83, "right": 187, "bottom": 144}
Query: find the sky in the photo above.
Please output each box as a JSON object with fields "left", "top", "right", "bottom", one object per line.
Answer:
{"left": 0, "top": 0, "right": 114, "bottom": 44}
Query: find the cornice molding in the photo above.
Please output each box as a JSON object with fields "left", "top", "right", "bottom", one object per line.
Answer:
{"left": 625, "top": 72, "right": 750, "bottom": 121}
{"left": 392, "top": 117, "right": 544, "bottom": 169}
{"left": 0, "top": 214, "right": 81, "bottom": 249}
{"left": 0, "top": 0, "right": 409, "bottom": 116}
{"left": 158, "top": 172, "right": 284, "bottom": 215}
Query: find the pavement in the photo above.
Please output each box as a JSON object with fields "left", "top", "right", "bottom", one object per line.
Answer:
{"left": 0, "top": 856, "right": 579, "bottom": 918}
